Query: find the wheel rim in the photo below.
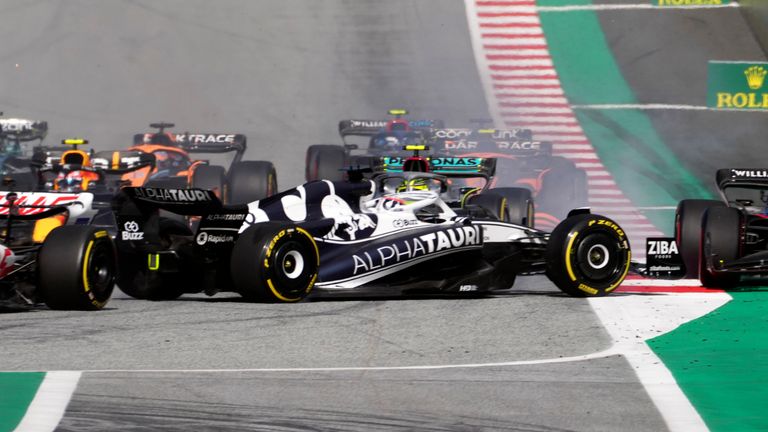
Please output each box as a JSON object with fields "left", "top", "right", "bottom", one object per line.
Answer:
{"left": 282, "top": 250, "right": 305, "bottom": 279}
{"left": 268, "top": 238, "right": 317, "bottom": 299}
{"left": 574, "top": 232, "right": 623, "bottom": 284}
{"left": 586, "top": 244, "right": 610, "bottom": 269}
{"left": 86, "top": 240, "right": 115, "bottom": 302}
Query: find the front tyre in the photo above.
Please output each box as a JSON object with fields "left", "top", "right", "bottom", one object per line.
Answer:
{"left": 39, "top": 226, "right": 116, "bottom": 310}
{"left": 545, "top": 214, "right": 630, "bottom": 297}
{"left": 230, "top": 223, "right": 319, "bottom": 302}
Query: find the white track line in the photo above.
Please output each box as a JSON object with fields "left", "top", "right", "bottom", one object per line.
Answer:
{"left": 590, "top": 293, "right": 731, "bottom": 432}
{"left": 537, "top": 3, "right": 739, "bottom": 12}
{"left": 13, "top": 371, "right": 81, "bottom": 432}
{"left": 573, "top": 103, "right": 768, "bottom": 112}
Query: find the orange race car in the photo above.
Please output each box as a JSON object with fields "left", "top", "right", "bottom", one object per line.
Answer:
{"left": 124, "top": 122, "right": 277, "bottom": 204}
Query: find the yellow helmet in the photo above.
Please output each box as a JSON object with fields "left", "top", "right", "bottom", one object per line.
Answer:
{"left": 396, "top": 178, "right": 429, "bottom": 192}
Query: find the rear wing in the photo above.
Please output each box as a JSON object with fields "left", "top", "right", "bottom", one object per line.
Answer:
{"left": 338, "top": 119, "right": 445, "bottom": 138}
{"left": 91, "top": 150, "right": 156, "bottom": 174}
{"left": 432, "top": 128, "right": 550, "bottom": 156}
{"left": 376, "top": 156, "right": 496, "bottom": 178}
{"left": 716, "top": 168, "right": 768, "bottom": 189}
{"left": 117, "top": 187, "right": 225, "bottom": 216}
{"left": 113, "top": 187, "right": 248, "bottom": 249}
{"left": 32, "top": 146, "right": 91, "bottom": 167}
{"left": 0, "top": 191, "right": 92, "bottom": 220}
{"left": 0, "top": 119, "right": 48, "bottom": 142}
{"left": 133, "top": 133, "right": 247, "bottom": 162}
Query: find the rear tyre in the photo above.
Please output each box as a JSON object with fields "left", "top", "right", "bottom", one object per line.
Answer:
{"left": 305, "top": 145, "right": 345, "bottom": 182}
{"left": 226, "top": 161, "right": 277, "bottom": 204}
{"left": 116, "top": 218, "right": 191, "bottom": 300}
{"left": 489, "top": 187, "right": 534, "bottom": 227}
{"left": 546, "top": 214, "right": 631, "bottom": 297}
{"left": 467, "top": 192, "right": 509, "bottom": 221}
{"left": 675, "top": 199, "right": 724, "bottom": 278}
{"left": 39, "top": 226, "right": 116, "bottom": 310}
{"left": 700, "top": 207, "right": 741, "bottom": 288}
{"left": 191, "top": 164, "right": 226, "bottom": 199}
{"left": 230, "top": 223, "right": 319, "bottom": 302}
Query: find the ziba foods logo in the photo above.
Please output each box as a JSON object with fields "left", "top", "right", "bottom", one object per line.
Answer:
{"left": 708, "top": 61, "right": 768, "bottom": 110}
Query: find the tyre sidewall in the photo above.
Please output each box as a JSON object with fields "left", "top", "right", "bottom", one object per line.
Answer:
{"left": 546, "top": 214, "right": 630, "bottom": 297}
{"left": 231, "top": 224, "right": 319, "bottom": 302}
{"left": 39, "top": 226, "right": 116, "bottom": 310}
{"left": 700, "top": 206, "right": 741, "bottom": 288}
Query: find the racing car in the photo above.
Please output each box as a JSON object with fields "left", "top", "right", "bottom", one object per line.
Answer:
{"left": 0, "top": 118, "right": 50, "bottom": 190}
{"left": 305, "top": 109, "right": 443, "bottom": 182}
{"left": 674, "top": 168, "right": 768, "bottom": 287}
{"left": 433, "top": 127, "right": 588, "bottom": 230}
{"left": 0, "top": 190, "right": 117, "bottom": 310}
{"left": 125, "top": 122, "right": 277, "bottom": 204}
{"left": 373, "top": 144, "right": 535, "bottom": 228}
{"left": 30, "top": 138, "right": 158, "bottom": 233}
{"left": 111, "top": 169, "right": 631, "bottom": 301}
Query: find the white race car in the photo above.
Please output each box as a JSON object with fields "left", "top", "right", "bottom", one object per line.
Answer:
{"left": 112, "top": 171, "right": 632, "bottom": 302}
{"left": 0, "top": 191, "right": 116, "bottom": 310}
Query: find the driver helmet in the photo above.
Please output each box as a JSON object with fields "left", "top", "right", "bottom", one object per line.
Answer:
{"left": 397, "top": 178, "right": 429, "bottom": 193}
{"left": 372, "top": 135, "right": 401, "bottom": 148}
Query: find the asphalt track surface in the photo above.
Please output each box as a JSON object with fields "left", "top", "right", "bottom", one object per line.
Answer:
{"left": 595, "top": 1, "right": 768, "bottom": 190}
{"left": 3, "top": 278, "right": 665, "bottom": 432}
{"left": 0, "top": 0, "right": 490, "bottom": 189}
{"left": 0, "top": 1, "right": 675, "bottom": 430}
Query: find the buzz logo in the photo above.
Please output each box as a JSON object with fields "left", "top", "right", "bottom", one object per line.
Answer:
{"left": 121, "top": 221, "right": 144, "bottom": 240}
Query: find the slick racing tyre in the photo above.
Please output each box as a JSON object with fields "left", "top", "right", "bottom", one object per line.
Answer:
{"left": 226, "top": 161, "right": 277, "bottom": 204}
{"left": 675, "top": 199, "right": 724, "bottom": 278}
{"left": 39, "top": 226, "right": 116, "bottom": 310}
{"left": 489, "top": 187, "right": 534, "bottom": 227}
{"left": 467, "top": 192, "right": 509, "bottom": 222}
{"left": 700, "top": 207, "right": 741, "bottom": 288}
{"left": 116, "top": 218, "right": 191, "bottom": 300}
{"left": 305, "top": 144, "right": 345, "bottom": 182}
{"left": 191, "top": 164, "right": 226, "bottom": 199}
{"left": 231, "top": 223, "right": 319, "bottom": 302}
{"left": 545, "top": 214, "right": 631, "bottom": 297}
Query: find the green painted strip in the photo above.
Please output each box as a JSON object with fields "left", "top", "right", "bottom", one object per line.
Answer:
{"left": 537, "top": 0, "right": 713, "bottom": 233}
{"left": 0, "top": 372, "right": 45, "bottom": 432}
{"left": 649, "top": 291, "right": 768, "bottom": 431}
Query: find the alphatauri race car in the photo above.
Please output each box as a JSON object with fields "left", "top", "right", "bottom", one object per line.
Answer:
{"left": 0, "top": 191, "right": 117, "bottom": 310}
{"left": 673, "top": 168, "right": 768, "bottom": 287}
{"left": 112, "top": 171, "right": 631, "bottom": 301}
{"left": 305, "top": 109, "right": 443, "bottom": 182}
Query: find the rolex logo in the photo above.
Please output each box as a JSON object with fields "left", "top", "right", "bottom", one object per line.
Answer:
{"left": 745, "top": 65, "right": 767, "bottom": 90}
